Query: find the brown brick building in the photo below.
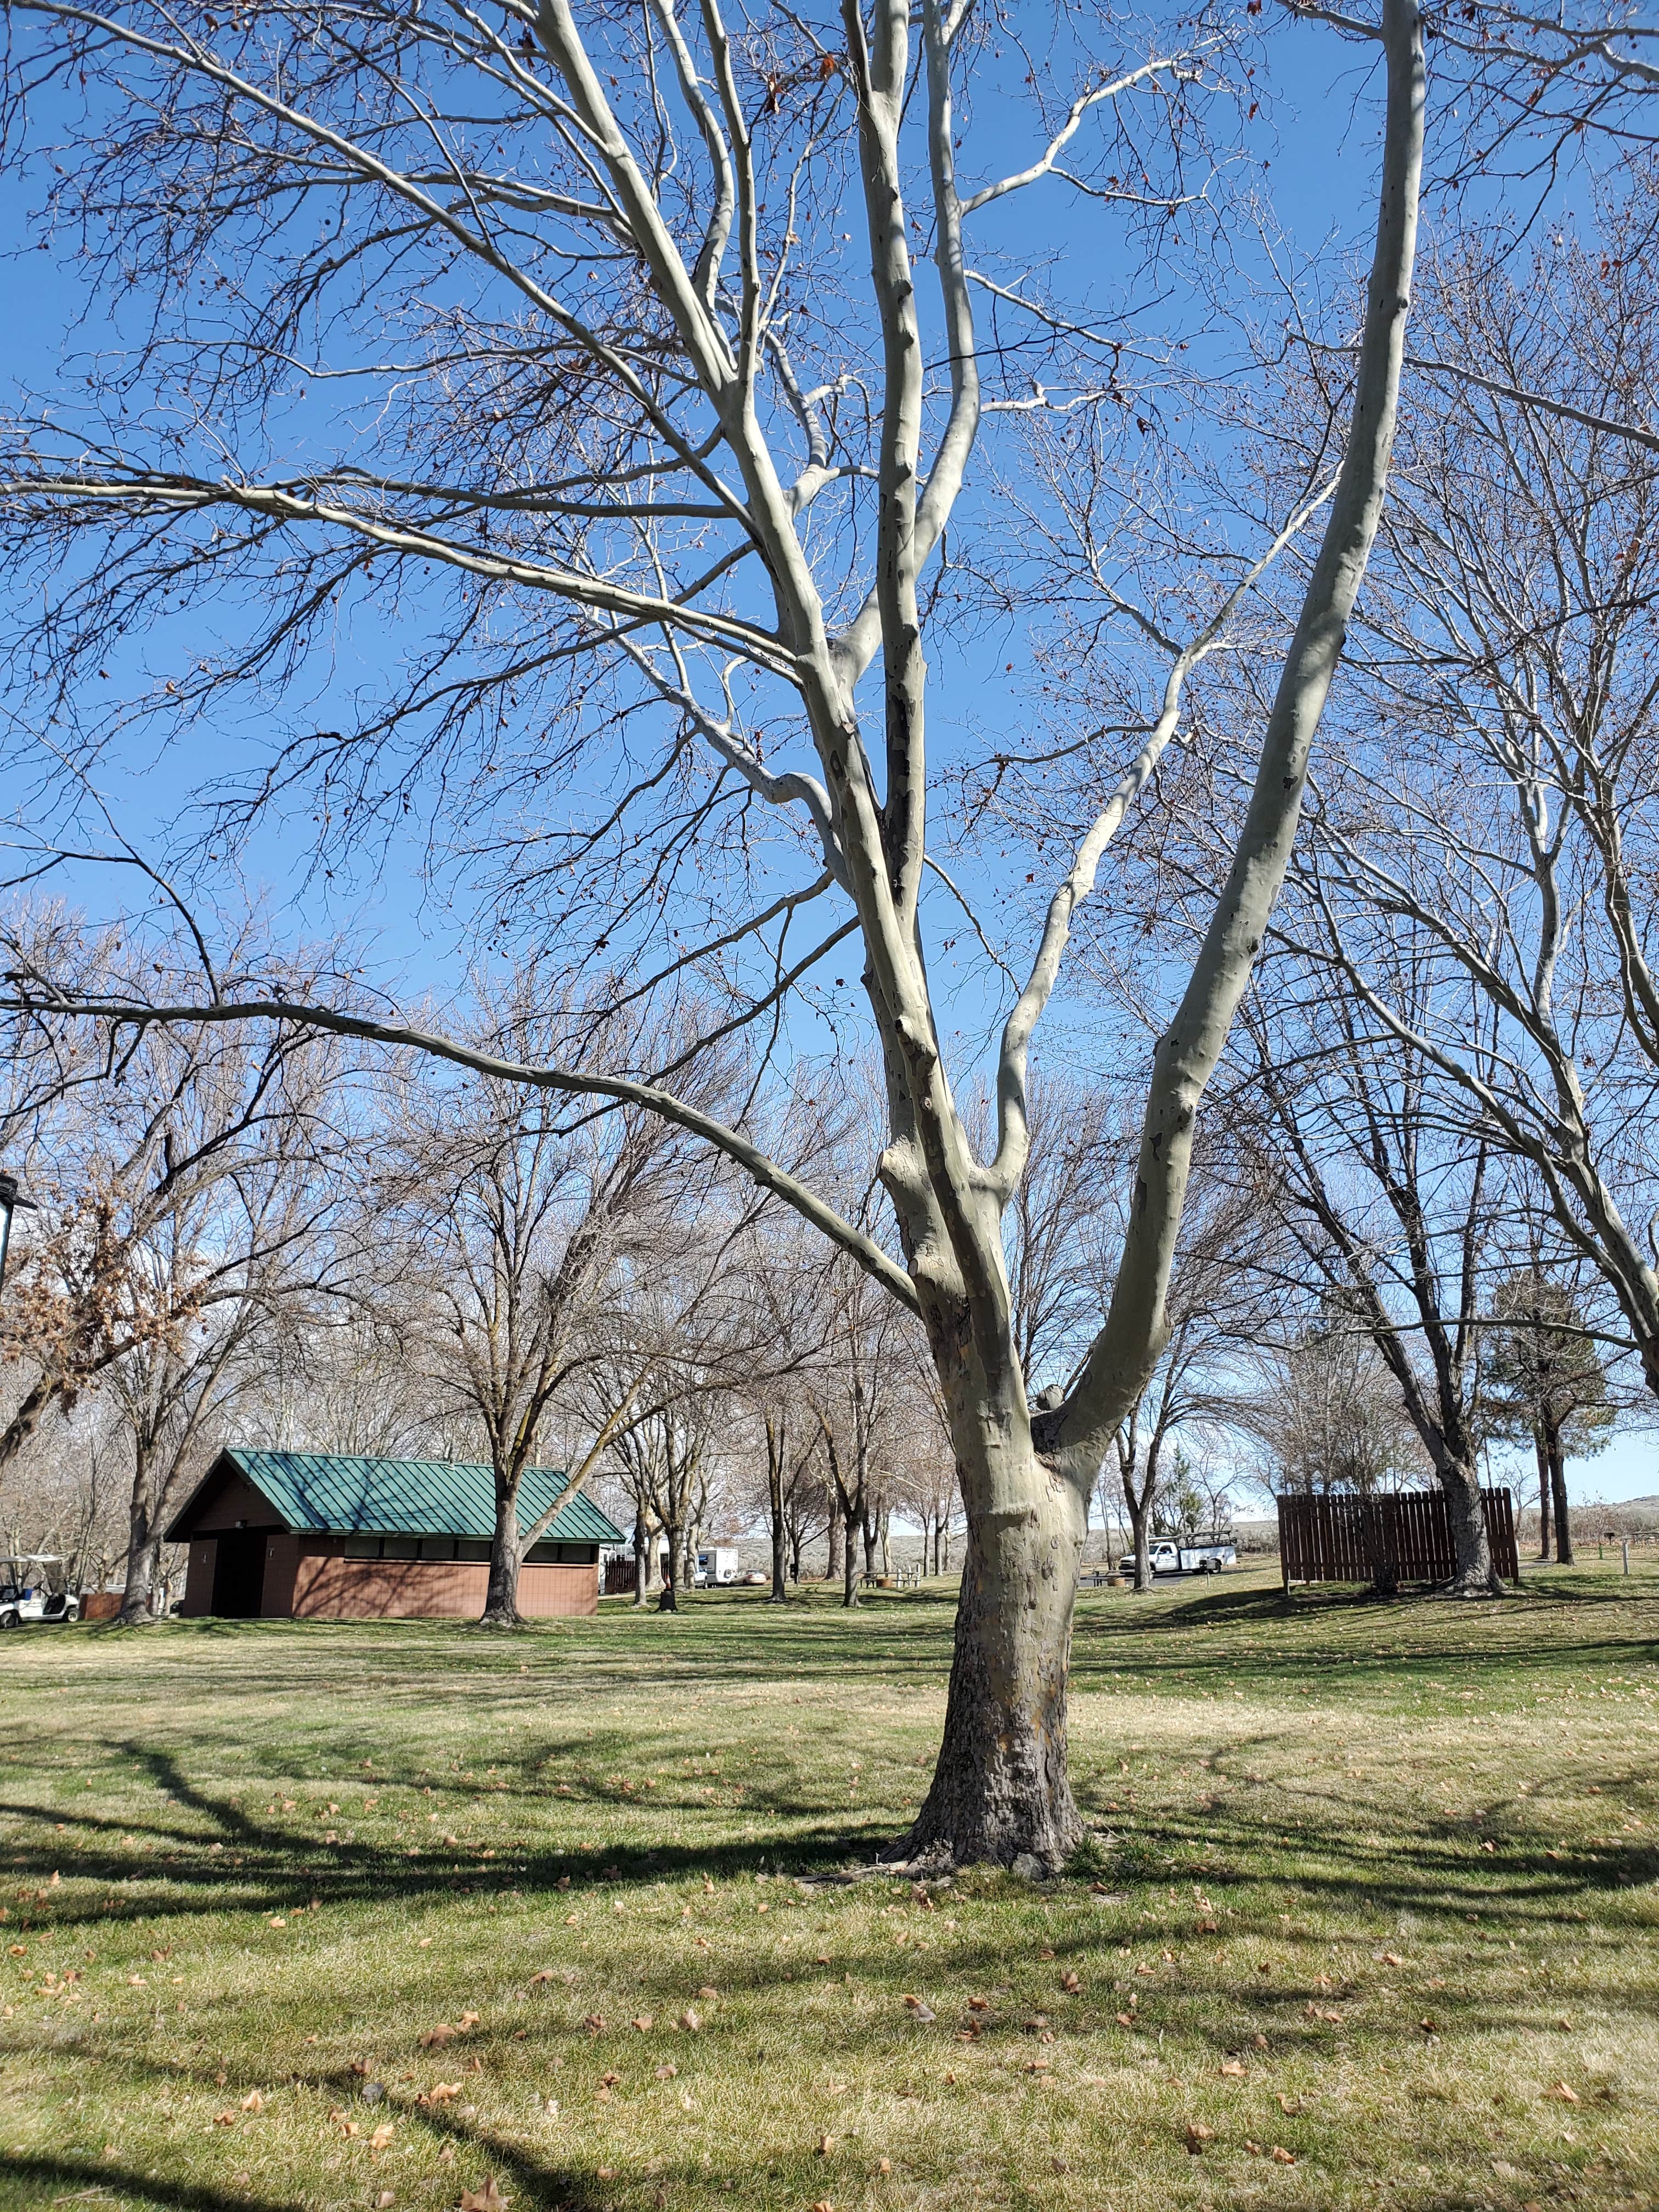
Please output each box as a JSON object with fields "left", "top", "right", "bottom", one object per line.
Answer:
{"left": 167, "top": 1449, "right": 624, "bottom": 1621}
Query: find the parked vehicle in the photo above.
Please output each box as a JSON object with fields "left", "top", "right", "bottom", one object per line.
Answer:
{"left": 1118, "top": 1536, "right": 1237, "bottom": 1577}
{"left": 0, "top": 1557, "right": 81, "bottom": 1628}
{"left": 657, "top": 1544, "right": 742, "bottom": 1587}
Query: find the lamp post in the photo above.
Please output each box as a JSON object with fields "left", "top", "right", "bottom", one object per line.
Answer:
{"left": 0, "top": 1171, "right": 36, "bottom": 1291}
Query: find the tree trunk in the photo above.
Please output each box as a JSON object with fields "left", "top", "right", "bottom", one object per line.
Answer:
{"left": 632, "top": 1512, "right": 649, "bottom": 1608}
{"left": 1535, "top": 1431, "right": 1553, "bottom": 1560}
{"left": 826, "top": 1510, "right": 844, "bottom": 1587}
{"left": 842, "top": 1506, "right": 860, "bottom": 1607}
{"left": 862, "top": 1509, "right": 879, "bottom": 1582}
{"left": 661, "top": 1519, "right": 693, "bottom": 1606}
{"left": 1437, "top": 1457, "right": 1501, "bottom": 1595}
{"left": 1548, "top": 1427, "right": 1572, "bottom": 1565}
{"left": 480, "top": 1469, "right": 526, "bottom": 1627}
{"left": 896, "top": 1436, "right": 1086, "bottom": 1872}
{"left": 115, "top": 1475, "right": 162, "bottom": 1627}
{"left": 1124, "top": 1481, "right": 1153, "bottom": 1593}
{"left": 766, "top": 1420, "right": 788, "bottom": 1604}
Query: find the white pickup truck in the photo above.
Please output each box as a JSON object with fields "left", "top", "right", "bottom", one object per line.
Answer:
{"left": 1119, "top": 1538, "right": 1237, "bottom": 1577}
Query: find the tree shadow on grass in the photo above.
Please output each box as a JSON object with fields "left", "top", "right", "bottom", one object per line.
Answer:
{"left": 1, "top": 2153, "right": 317, "bottom": 2212}
{"left": 0, "top": 1734, "right": 893, "bottom": 1947}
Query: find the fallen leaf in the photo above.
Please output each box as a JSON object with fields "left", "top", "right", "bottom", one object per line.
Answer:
{"left": 1271, "top": 2146, "right": 1297, "bottom": 2165}
{"left": 816, "top": 2134, "right": 834, "bottom": 2156}
{"left": 1546, "top": 2081, "right": 1581, "bottom": 2104}
{"left": 1197, "top": 1918, "right": 1219, "bottom": 1934}
{"left": 458, "top": 2181, "right": 507, "bottom": 2212}
{"left": 1060, "top": 1970, "right": 1081, "bottom": 1993}
{"left": 1219, "top": 2059, "right": 1246, "bottom": 2078}
{"left": 902, "top": 1995, "right": 935, "bottom": 2022}
{"left": 654, "top": 2062, "right": 678, "bottom": 2080}
{"left": 240, "top": 2091, "right": 263, "bottom": 2113}
{"left": 1115, "top": 2012, "right": 1133, "bottom": 2028}
{"left": 1185, "top": 2121, "right": 1215, "bottom": 2153}
{"left": 1276, "top": 2094, "right": 1304, "bottom": 2116}
{"left": 528, "top": 1970, "right": 555, "bottom": 1988}
{"left": 457, "top": 2011, "right": 480, "bottom": 2030}
{"left": 697, "top": 1985, "right": 718, "bottom": 2000}
{"left": 584, "top": 2015, "right": 607, "bottom": 2035}
{"left": 966, "top": 1995, "right": 990, "bottom": 2012}
{"left": 679, "top": 2008, "right": 702, "bottom": 2032}
{"left": 377, "top": 2194, "right": 396, "bottom": 2209}
{"left": 425, "top": 2083, "right": 462, "bottom": 2107}
{"left": 1025, "top": 2056, "right": 1049, "bottom": 2073}
{"left": 631, "top": 2015, "right": 653, "bottom": 2032}
{"left": 370, "top": 2123, "right": 394, "bottom": 2151}
{"left": 213, "top": 2109, "right": 236, "bottom": 2127}
{"left": 420, "top": 2024, "right": 457, "bottom": 2050}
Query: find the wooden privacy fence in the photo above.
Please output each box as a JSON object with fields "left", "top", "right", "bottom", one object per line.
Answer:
{"left": 1277, "top": 1488, "right": 1518, "bottom": 1588}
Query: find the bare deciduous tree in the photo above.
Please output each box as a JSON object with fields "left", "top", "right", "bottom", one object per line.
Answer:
{"left": 0, "top": 0, "right": 1426, "bottom": 1864}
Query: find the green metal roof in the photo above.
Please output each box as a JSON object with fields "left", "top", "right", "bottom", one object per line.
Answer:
{"left": 172, "top": 1449, "right": 624, "bottom": 1546}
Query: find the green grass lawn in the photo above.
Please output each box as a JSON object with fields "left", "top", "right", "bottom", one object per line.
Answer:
{"left": 1, "top": 1561, "right": 1656, "bottom": 2212}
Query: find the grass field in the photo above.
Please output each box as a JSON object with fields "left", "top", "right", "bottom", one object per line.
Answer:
{"left": 1, "top": 1561, "right": 1656, "bottom": 2212}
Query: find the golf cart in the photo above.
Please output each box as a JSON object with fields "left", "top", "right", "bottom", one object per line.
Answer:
{"left": 0, "top": 1555, "right": 80, "bottom": 1629}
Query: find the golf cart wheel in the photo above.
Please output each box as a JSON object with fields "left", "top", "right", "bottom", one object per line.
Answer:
{"left": 0, "top": 1610, "right": 18, "bottom": 1630}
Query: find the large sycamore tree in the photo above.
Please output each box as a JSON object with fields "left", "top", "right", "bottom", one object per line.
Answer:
{"left": 0, "top": 0, "right": 1423, "bottom": 1866}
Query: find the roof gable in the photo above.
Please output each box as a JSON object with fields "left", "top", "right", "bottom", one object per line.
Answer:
{"left": 167, "top": 1450, "right": 624, "bottom": 1545}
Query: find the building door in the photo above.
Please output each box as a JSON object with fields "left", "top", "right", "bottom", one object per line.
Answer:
{"left": 211, "top": 1532, "right": 266, "bottom": 1618}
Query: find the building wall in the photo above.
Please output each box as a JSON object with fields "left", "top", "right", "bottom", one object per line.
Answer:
{"left": 290, "top": 1542, "right": 597, "bottom": 1620}
{"left": 185, "top": 1469, "right": 283, "bottom": 1534}
{"left": 182, "top": 1539, "right": 217, "bottom": 1617}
